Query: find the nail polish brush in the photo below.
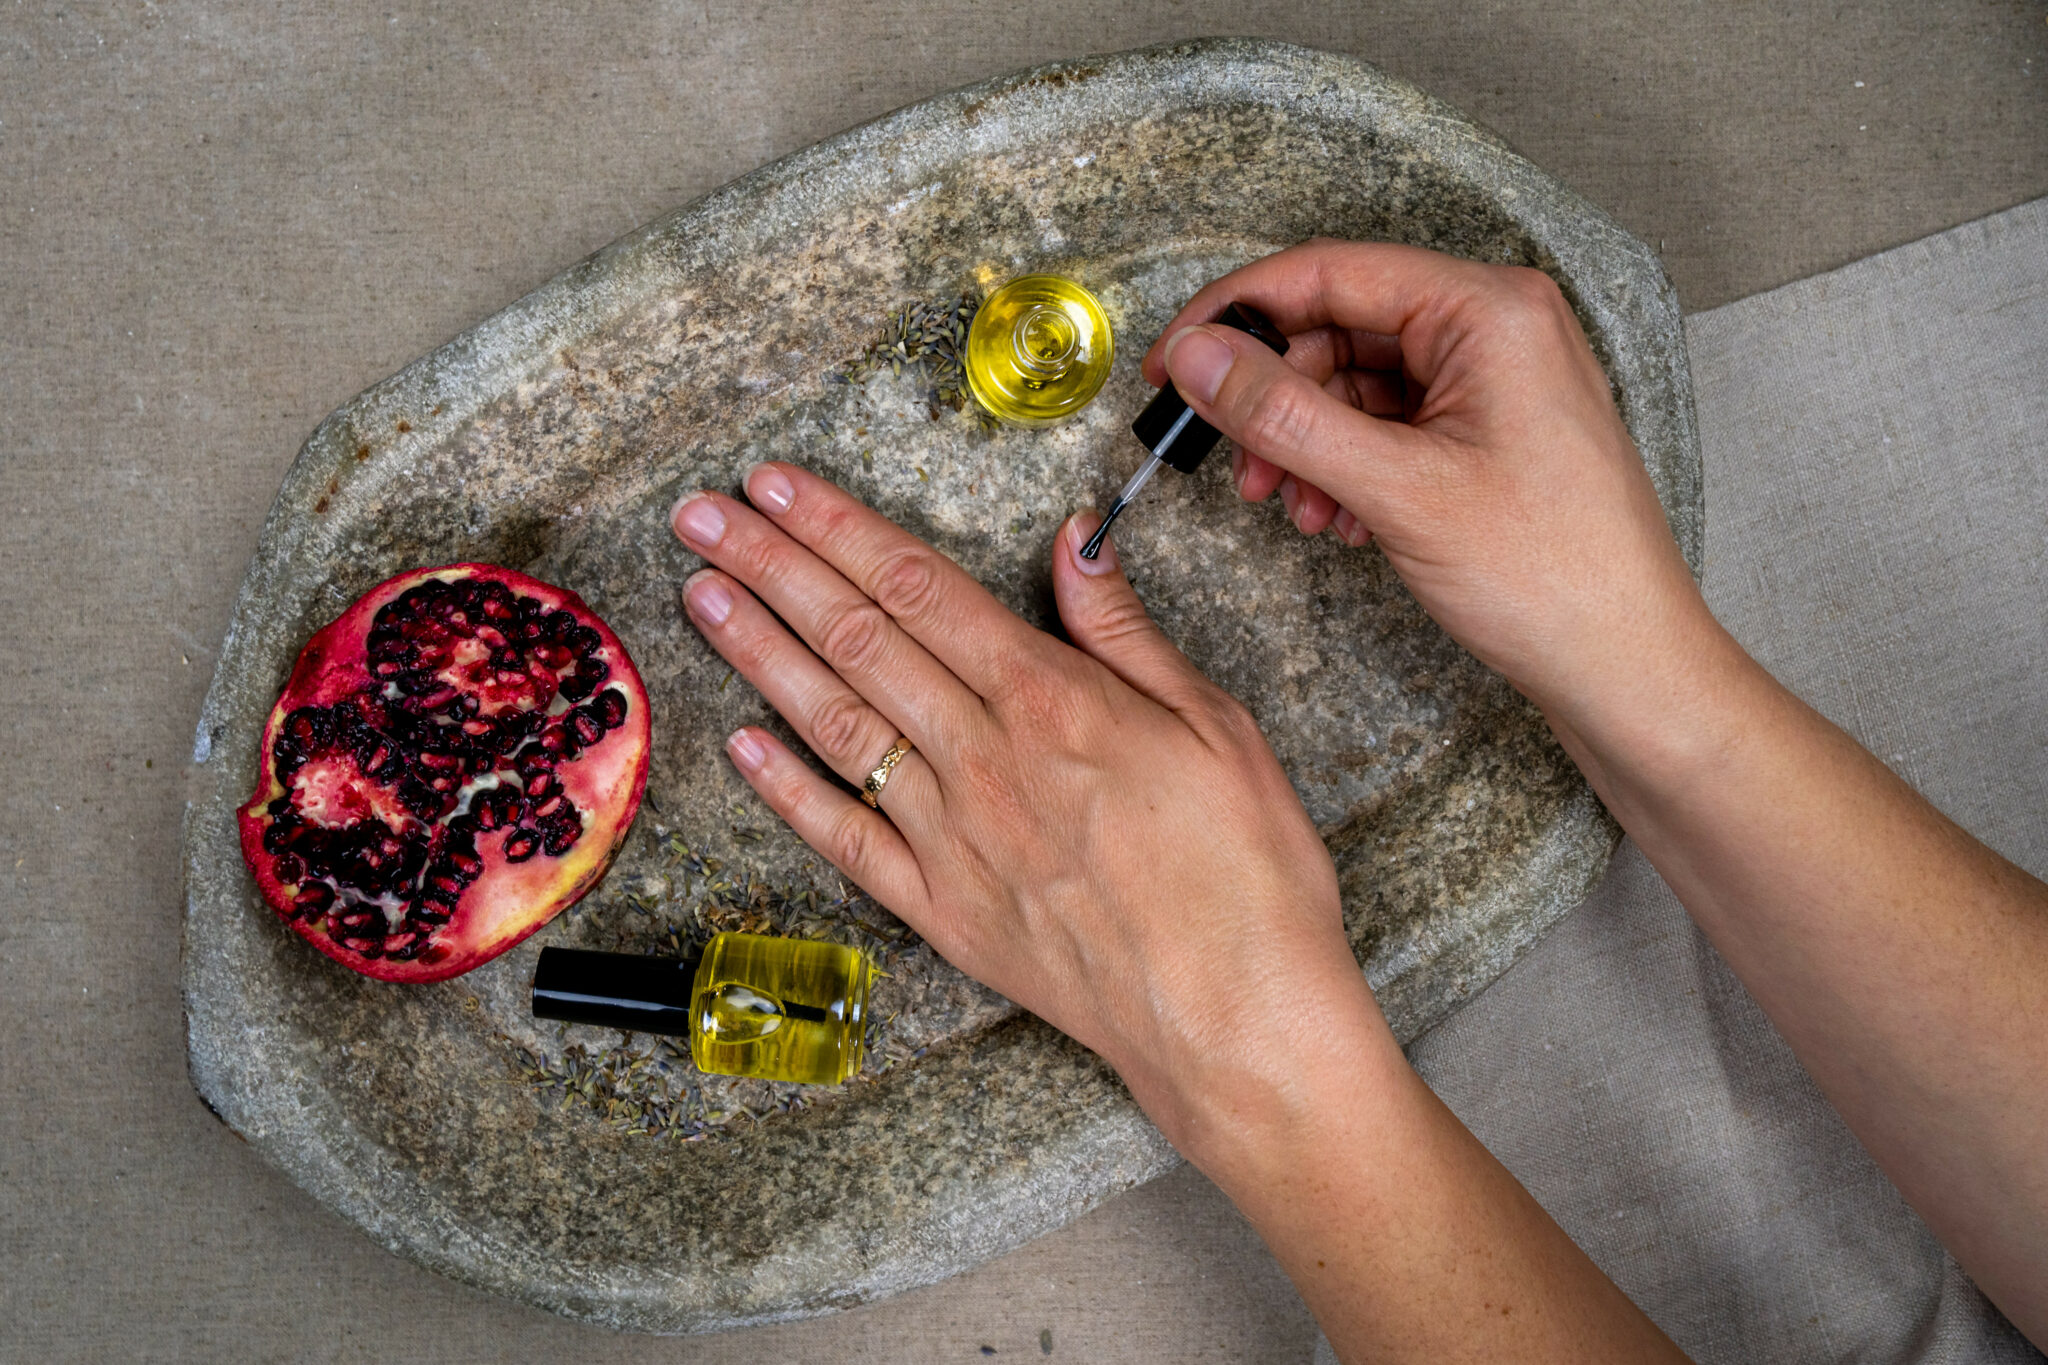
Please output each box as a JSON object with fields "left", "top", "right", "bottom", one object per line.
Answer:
{"left": 1079, "top": 301, "right": 1291, "bottom": 559}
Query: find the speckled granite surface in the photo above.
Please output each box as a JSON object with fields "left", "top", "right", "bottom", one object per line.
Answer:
{"left": 182, "top": 39, "right": 1699, "bottom": 1333}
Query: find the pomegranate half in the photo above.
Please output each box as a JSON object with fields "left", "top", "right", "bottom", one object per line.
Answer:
{"left": 238, "top": 564, "right": 651, "bottom": 983}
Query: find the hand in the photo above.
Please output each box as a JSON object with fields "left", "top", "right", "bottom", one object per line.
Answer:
{"left": 670, "top": 462, "right": 1690, "bottom": 1363}
{"left": 1143, "top": 242, "right": 2048, "bottom": 1348}
{"left": 1142, "top": 240, "right": 1712, "bottom": 736}
{"left": 669, "top": 467, "right": 1380, "bottom": 1147}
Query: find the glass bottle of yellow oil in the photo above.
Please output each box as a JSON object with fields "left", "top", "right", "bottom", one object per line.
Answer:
{"left": 531, "top": 932, "right": 872, "bottom": 1085}
{"left": 963, "top": 274, "right": 1114, "bottom": 426}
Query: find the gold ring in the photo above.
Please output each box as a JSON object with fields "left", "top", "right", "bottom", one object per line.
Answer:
{"left": 862, "top": 736, "right": 914, "bottom": 808}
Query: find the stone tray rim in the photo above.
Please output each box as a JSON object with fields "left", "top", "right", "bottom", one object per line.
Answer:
{"left": 182, "top": 36, "right": 1699, "bottom": 1334}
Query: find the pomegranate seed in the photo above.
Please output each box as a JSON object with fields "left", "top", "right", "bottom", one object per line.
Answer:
{"left": 539, "top": 724, "right": 578, "bottom": 760}
{"left": 539, "top": 809, "right": 582, "bottom": 856}
{"left": 593, "top": 689, "right": 629, "bottom": 729}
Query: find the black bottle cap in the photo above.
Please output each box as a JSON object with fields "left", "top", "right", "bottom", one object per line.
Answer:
{"left": 1130, "top": 302, "right": 1292, "bottom": 473}
{"left": 532, "top": 946, "right": 701, "bottom": 1037}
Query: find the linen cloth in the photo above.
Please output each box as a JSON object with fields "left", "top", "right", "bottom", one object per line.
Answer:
{"left": 1320, "top": 196, "right": 2048, "bottom": 1364}
{"left": 3, "top": 4, "right": 2043, "bottom": 1355}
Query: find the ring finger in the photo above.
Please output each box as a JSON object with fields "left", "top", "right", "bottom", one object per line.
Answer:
{"left": 682, "top": 568, "right": 941, "bottom": 828}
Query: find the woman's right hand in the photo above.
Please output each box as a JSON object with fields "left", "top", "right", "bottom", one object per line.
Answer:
{"left": 1140, "top": 240, "right": 1716, "bottom": 739}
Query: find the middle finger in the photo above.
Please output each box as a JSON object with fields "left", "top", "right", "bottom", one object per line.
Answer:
{"left": 672, "top": 489, "right": 982, "bottom": 756}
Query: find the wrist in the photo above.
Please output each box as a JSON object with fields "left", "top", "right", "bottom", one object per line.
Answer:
{"left": 1538, "top": 600, "right": 1788, "bottom": 822}
{"left": 1135, "top": 962, "right": 1415, "bottom": 1188}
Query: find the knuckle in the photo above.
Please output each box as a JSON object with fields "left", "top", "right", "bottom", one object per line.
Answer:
{"left": 1468, "top": 271, "right": 1568, "bottom": 361}
{"left": 826, "top": 806, "right": 875, "bottom": 872}
{"left": 1499, "top": 268, "right": 1572, "bottom": 330}
{"left": 817, "top": 599, "right": 894, "bottom": 673}
{"left": 978, "top": 639, "right": 1057, "bottom": 703}
{"left": 1505, "top": 264, "right": 1561, "bottom": 300}
{"left": 986, "top": 661, "right": 1048, "bottom": 719}
{"left": 988, "top": 655, "right": 1086, "bottom": 737}
{"left": 810, "top": 499, "right": 863, "bottom": 546}
{"left": 807, "top": 690, "right": 873, "bottom": 764}
{"left": 1194, "top": 690, "right": 1262, "bottom": 748}
{"left": 764, "top": 761, "right": 811, "bottom": 812}
{"left": 1087, "top": 595, "right": 1161, "bottom": 650}
{"left": 1005, "top": 678, "right": 1068, "bottom": 737}
{"left": 1240, "top": 377, "right": 1322, "bottom": 457}
{"left": 1217, "top": 695, "right": 1264, "bottom": 743}
{"left": 726, "top": 525, "right": 793, "bottom": 583}
{"left": 869, "top": 548, "right": 946, "bottom": 624}
{"left": 950, "top": 749, "right": 1023, "bottom": 818}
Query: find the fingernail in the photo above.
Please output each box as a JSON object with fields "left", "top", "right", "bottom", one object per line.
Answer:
{"left": 726, "top": 728, "right": 767, "bottom": 772}
{"left": 1332, "top": 508, "right": 1357, "bottom": 543}
{"left": 1070, "top": 516, "right": 1118, "bottom": 576}
{"left": 672, "top": 493, "right": 726, "bottom": 548}
{"left": 1162, "top": 326, "right": 1234, "bottom": 404}
{"left": 1232, "top": 449, "right": 1248, "bottom": 496}
{"left": 1278, "top": 476, "right": 1301, "bottom": 526}
{"left": 745, "top": 463, "right": 795, "bottom": 514}
{"left": 685, "top": 572, "right": 733, "bottom": 626}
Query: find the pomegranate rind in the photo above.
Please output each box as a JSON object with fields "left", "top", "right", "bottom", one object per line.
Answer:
{"left": 237, "top": 563, "right": 651, "bottom": 984}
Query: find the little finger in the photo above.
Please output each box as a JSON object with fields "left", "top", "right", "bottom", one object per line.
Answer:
{"left": 724, "top": 726, "right": 932, "bottom": 918}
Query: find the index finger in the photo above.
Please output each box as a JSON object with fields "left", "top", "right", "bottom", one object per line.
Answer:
{"left": 1139, "top": 239, "right": 1495, "bottom": 387}
{"left": 740, "top": 462, "right": 1060, "bottom": 701}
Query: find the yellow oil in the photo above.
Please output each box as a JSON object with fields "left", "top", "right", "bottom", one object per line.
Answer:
{"left": 689, "top": 932, "right": 871, "bottom": 1085}
{"left": 963, "top": 274, "right": 1114, "bottom": 427}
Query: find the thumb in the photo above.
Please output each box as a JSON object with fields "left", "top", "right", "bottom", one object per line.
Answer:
{"left": 1162, "top": 322, "right": 1430, "bottom": 529}
{"left": 1051, "top": 513, "right": 1216, "bottom": 716}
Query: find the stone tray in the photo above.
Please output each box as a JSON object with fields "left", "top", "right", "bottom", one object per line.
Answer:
{"left": 182, "top": 39, "right": 1700, "bottom": 1334}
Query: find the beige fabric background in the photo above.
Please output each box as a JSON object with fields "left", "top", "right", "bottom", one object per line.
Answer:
{"left": 3, "top": 3, "right": 2045, "bottom": 1361}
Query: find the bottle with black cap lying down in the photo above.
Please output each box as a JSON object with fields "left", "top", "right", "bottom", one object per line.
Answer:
{"left": 1080, "top": 301, "right": 1292, "bottom": 559}
{"left": 533, "top": 933, "right": 872, "bottom": 1086}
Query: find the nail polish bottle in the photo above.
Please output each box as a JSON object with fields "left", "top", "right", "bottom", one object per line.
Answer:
{"left": 963, "top": 274, "right": 1115, "bottom": 426}
{"left": 532, "top": 932, "right": 872, "bottom": 1086}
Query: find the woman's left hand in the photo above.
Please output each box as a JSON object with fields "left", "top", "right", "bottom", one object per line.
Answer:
{"left": 669, "top": 463, "right": 1378, "bottom": 1148}
{"left": 671, "top": 463, "right": 1693, "bottom": 1364}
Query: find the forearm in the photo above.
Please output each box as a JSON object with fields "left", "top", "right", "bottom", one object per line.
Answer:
{"left": 1172, "top": 974, "right": 1687, "bottom": 1363}
{"left": 1546, "top": 611, "right": 2048, "bottom": 1339}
